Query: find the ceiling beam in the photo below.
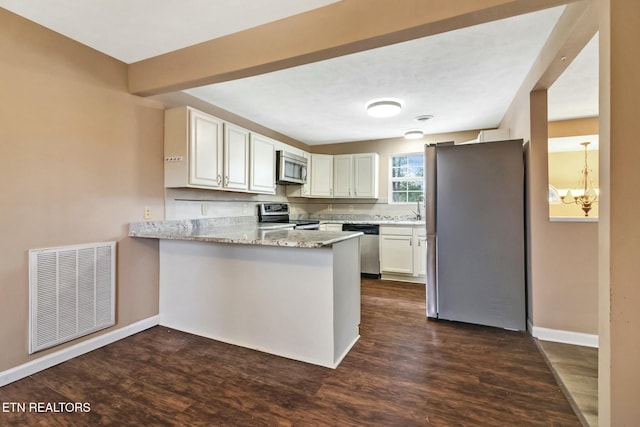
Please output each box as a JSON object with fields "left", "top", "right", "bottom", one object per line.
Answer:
{"left": 128, "top": 0, "right": 577, "bottom": 96}
{"left": 534, "top": 0, "right": 598, "bottom": 90}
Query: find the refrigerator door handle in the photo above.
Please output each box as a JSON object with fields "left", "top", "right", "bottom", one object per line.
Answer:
{"left": 426, "top": 234, "right": 438, "bottom": 318}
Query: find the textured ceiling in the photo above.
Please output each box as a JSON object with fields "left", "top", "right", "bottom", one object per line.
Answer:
{"left": 0, "top": 0, "right": 339, "bottom": 63}
{"left": 186, "top": 6, "right": 570, "bottom": 144}
{"left": 548, "top": 33, "right": 599, "bottom": 122}
{"left": 1, "top": 1, "right": 598, "bottom": 145}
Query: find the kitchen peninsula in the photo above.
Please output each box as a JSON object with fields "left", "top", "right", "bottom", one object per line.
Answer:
{"left": 129, "top": 218, "right": 363, "bottom": 368}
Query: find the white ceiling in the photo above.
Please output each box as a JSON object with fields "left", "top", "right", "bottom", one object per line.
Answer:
{"left": 548, "top": 33, "right": 599, "bottom": 121}
{"left": 1, "top": 1, "right": 599, "bottom": 145}
{"left": 549, "top": 135, "right": 599, "bottom": 152}
{"left": 0, "top": 0, "right": 339, "bottom": 63}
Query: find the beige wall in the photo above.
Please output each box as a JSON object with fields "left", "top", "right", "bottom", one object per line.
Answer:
{"left": 499, "top": 2, "right": 599, "bottom": 336}
{"left": 599, "top": 0, "right": 640, "bottom": 423}
{"left": 0, "top": 10, "right": 164, "bottom": 371}
{"left": 5, "top": 0, "right": 640, "bottom": 422}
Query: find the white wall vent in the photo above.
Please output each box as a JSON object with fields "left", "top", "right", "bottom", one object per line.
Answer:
{"left": 29, "top": 242, "right": 116, "bottom": 354}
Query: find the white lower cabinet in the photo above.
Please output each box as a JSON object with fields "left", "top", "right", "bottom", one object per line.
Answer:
{"left": 414, "top": 229, "right": 427, "bottom": 276}
{"left": 380, "top": 225, "right": 426, "bottom": 283}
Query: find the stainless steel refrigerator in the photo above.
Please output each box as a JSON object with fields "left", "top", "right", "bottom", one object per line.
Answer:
{"left": 425, "top": 139, "right": 525, "bottom": 331}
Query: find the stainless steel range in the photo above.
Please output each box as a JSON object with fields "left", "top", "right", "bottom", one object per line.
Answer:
{"left": 258, "top": 203, "right": 320, "bottom": 230}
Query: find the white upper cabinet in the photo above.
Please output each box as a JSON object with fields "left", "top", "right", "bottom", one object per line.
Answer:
{"left": 249, "top": 133, "right": 276, "bottom": 194}
{"left": 310, "top": 154, "right": 334, "bottom": 197}
{"left": 164, "top": 106, "right": 378, "bottom": 199}
{"left": 165, "top": 106, "right": 224, "bottom": 189}
{"left": 331, "top": 153, "right": 379, "bottom": 198}
{"left": 286, "top": 150, "right": 312, "bottom": 198}
{"left": 353, "top": 153, "right": 379, "bottom": 198}
{"left": 223, "top": 123, "right": 249, "bottom": 191}
{"left": 164, "top": 106, "right": 281, "bottom": 195}
{"left": 333, "top": 155, "right": 353, "bottom": 197}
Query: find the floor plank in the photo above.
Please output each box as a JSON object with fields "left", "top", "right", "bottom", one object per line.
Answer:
{"left": 537, "top": 340, "right": 598, "bottom": 426}
{"left": 0, "top": 279, "right": 580, "bottom": 426}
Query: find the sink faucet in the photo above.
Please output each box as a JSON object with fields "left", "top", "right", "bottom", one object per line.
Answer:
{"left": 414, "top": 195, "right": 425, "bottom": 220}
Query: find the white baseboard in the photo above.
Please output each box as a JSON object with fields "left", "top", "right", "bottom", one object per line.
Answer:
{"left": 531, "top": 325, "right": 599, "bottom": 348}
{"left": 0, "top": 315, "right": 160, "bottom": 387}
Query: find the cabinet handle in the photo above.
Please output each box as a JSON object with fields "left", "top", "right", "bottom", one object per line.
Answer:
{"left": 418, "top": 240, "right": 421, "bottom": 247}
{"left": 409, "top": 239, "right": 412, "bottom": 246}
{"left": 217, "top": 174, "right": 222, "bottom": 185}
{"left": 225, "top": 176, "right": 229, "bottom": 186}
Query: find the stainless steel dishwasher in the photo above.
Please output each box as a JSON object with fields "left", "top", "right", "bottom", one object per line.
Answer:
{"left": 342, "top": 224, "right": 380, "bottom": 279}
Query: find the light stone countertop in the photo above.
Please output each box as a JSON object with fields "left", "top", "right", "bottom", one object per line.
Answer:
{"left": 129, "top": 218, "right": 362, "bottom": 248}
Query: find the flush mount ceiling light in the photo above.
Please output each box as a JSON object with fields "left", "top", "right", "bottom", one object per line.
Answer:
{"left": 366, "top": 99, "right": 403, "bottom": 118}
{"left": 404, "top": 130, "right": 424, "bottom": 139}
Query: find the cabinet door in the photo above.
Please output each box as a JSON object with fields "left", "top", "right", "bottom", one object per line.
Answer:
{"left": 333, "top": 155, "right": 353, "bottom": 197}
{"left": 414, "top": 235, "right": 427, "bottom": 276}
{"left": 353, "top": 153, "right": 379, "bottom": 198}
{"left": 310, "top": 154, "right": 333, "bottom": 197}
{"left": 223, "top": 123, "right": 249, "bottom": 191}
{"left": 300, "top": 151, "right": 312, "bottom": 197}
{"left": 380, "top": 235, "right": 413, "bottom": 274}
{"left": 249, "top": 134, "right": 276, "bottom": 194}
{"left": 285, "top": 150, "right": 312, "bottom": 198}
{"left": 189, "top": 109, "right": 223, "bottom": 188}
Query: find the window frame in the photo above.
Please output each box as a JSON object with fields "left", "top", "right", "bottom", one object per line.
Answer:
{"left": 388, "top": 152, "right": 425, "bottom": 204}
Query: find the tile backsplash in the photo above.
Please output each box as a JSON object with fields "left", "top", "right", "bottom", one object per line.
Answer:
{"left": 165, "top": 188, "right": 423, "bottom": 221}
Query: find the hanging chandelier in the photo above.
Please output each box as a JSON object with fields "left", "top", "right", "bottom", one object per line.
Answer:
{"left": 560, "top": 141, "right": 599, "bottom": 216}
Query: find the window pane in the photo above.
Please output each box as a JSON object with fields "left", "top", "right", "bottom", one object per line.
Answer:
{"left": 408, "top": 192, "right": 423, "bottom": 202}
{"left": 390, "top": 153, "right": 425, "bottom": 204}
{"left": 408, "top": 155, "right": 423, "bottom": 168}
{"left": 392, "top": 156, "right": 408, "bottom": 167}
{"left": 407, "top": 180, "right": 424, "bottom": 191}
{"left": 392, "top": 192, "right": 407, "bottom": 203}
{"left": 392, "top": 181, "right": 408, "bottom": 191}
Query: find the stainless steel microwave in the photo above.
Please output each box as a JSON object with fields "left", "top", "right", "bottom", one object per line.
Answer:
{"left": 276, "top": 151, "right": 307, "bottom": 185}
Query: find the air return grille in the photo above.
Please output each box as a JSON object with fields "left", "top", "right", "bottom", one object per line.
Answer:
{"left": 29, "top": 242, "right": 116, "bottom": 354}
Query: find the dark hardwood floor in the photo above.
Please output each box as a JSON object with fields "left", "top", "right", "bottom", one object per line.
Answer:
{"left": 0, "top": 279, "right": 579, "bottom": 426}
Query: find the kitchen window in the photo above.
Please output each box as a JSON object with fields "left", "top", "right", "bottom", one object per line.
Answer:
{"left": 389, "top": 153, "right": 424, "bottom": 203}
